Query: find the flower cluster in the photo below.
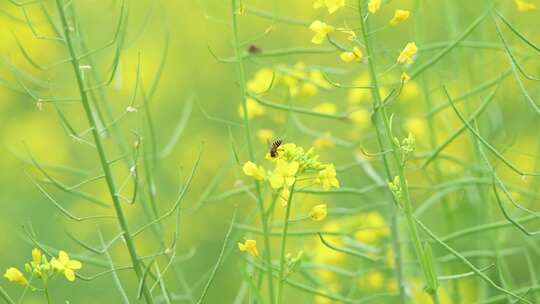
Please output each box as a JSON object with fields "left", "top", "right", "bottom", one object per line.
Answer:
{"left": 240, "top": 143, "right": 339, "bottom": 257}
{"left": 308, "top": 0, "right": 415, "bottom": 83}
{"left": 4, "top": 248, "right": 82, "bottom": 290}
{"left": 238, "top": 239, "right": 259, "bottom": 257}
{"left": 244, "top": 142, "right": 340, "bottom": 191}
{"left": 397, "top": 132, "right": 415, "bottom": 161}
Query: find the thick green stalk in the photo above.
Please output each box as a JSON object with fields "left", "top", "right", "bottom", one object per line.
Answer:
{"left": 54, "top": 1, "right": 154, "bottom": 302}
{"left": 71, "top": 5, "right": 192, "bottom": 297}
{"left": 357, "top": 0, "right": 439, "bottom": 302}
{"left": 355, "top": 2, "right": 407, "bottom": 303}
{"left": 276, "top": 184, "right": 295, "bottom": 304}
{"left": 231, "top": 0, "right": 275, "bottom": 302}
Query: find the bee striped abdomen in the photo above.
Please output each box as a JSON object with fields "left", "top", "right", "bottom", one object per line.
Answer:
{"left": 269, "top": 139, "right": 282, "bottom": 158}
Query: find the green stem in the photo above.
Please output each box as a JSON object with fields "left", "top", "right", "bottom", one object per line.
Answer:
{"left": 231, "top": 1, "right": 275, "bottom": 303}
{"left": 54, "top": 1, "right": 154, "bottom": 303}
{"left": 0, "top": 286, "right": 14, "bottom": 304}
{"left": 276, "top": 184, "right": 295, "bottom": 304}
{"left": 356, "top": 2, "right": 408, "bottom": 303}
{"left": 44, "top": 280, "right": 52, "bottom": 304}
{"left": 358, "top": 0, "right": 439, "bottom": 302}
{"left": 431, "top": 293, "right": 440, "bottom": 304}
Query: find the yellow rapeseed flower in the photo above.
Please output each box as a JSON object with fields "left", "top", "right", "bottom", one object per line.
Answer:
{"left": 515, "top": 0, "right": 536, "bottom": 11}
{"left": 256, "top": 129, "right": 275, "bottom": 143}
{"left": 50, "top": 251, "right": 82, "bottom": 282}
{"left": 340, "top": 46, "right": 363, "bottom": 63}
{"left": 317, "top": 164, "right": 340, "bottom": 189}
{"left": 397, "top": 42, "right": 418, "bottom": 64}
{"left": 314, "top": 0, "right": 346, "bottom": 14}
{"left": 310, "top": 204, "right": 328, "bottom": 221}
{"left": 309, "top": 20, "right": 335, "bottom": 44}
{"left": 368, "top": 0, "right": 381, "bottom": 14}
{"left": 400, "top": 72, "right": 411, "bottom": 83}
{"left": 238, "top": 98, "right": 265, "bottom": 119}
{"left": 389, "top": 9, "right": 410, "bottom": 26}
{"left": 270, "top": 160, "right": 299, "bottom": 189}
{"left": 4, "top": 267, "right": 28, "bottom": 286}
{"left": 242, "top": 161, "right": 266, "bottom": 180}
{"left": 32, "top": 248, "right": 42, "bottom": 264}
{"left": 238, "top": 239, "right": 259, "bottom": 257}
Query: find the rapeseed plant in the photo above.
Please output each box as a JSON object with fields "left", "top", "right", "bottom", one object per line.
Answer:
{"left": 4, "top": 248, "right": 81, "bottom": 303}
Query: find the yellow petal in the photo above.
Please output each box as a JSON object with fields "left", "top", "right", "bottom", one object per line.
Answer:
{"left": 242, "top": 161, "right": 265, "bottom": 180}
{"left": 286, "top": 161, "right": 299, "bottom": 175}
{"left": 340, "top": 52, "right": 356, "bottom": 63}
{"left": 50, "top": 259, "right": 63, "bottom": 270}
{"left": 270, "top": 173, "right": 284, "bottom": 189}
{"left": 285, "top": 176, "right": 296, "bottom": 187}
{"left": 67, "top": 260, "right": 82, "bottom": 270}
{"left": 64, "top": 269, "right": 76, "bottom": 282}
{"left": 32, "top": 248, "right": 42, "bottom": 264}
{"left": 390, "top": 9, "right": 410, "bottom": 26}
{"left": 309, "top": 21, "right": 334, "bottom": 45}
{"left": 238, "top": 242, "right": 247, "bottom": 251}
{"left": 397, "top": 42, "right": 417, "bottom": 64}
{"left": 58, "top": 251, "right": 69, "bottom": 264}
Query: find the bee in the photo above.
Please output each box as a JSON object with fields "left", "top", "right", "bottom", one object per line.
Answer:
{"left": 269, "top": 139, "right": 282, "bottom": 158}
{"left": 247, "top": 44, "right": 262, "bottom": 54}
